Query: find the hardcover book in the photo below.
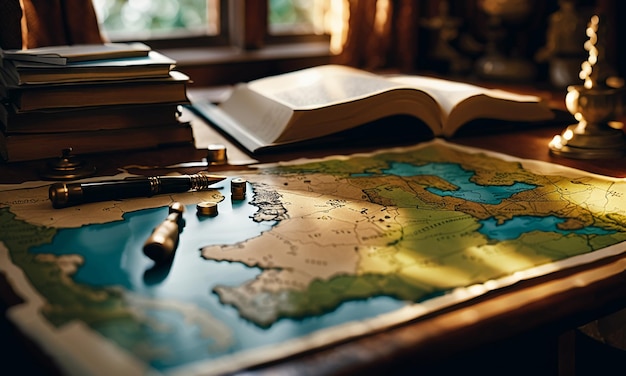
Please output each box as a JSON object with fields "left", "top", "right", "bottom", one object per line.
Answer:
{"left": 0, "top": 42, "right": 152, "bottom": 65}
{"left": 1, "top": 71, "right": 190, "bottom": 111}
{"left": 0, "top": 121, "right": 194, "bottom": 162}
{"left": 2, "top": 51, "right": 176, "bottom": 85}
{"left": 192, "top": 65, "right": 556, "bottom": 154}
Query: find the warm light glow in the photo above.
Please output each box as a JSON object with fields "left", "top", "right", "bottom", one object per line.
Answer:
{"left": 328, "top": 0, "right": 349, "bottom": 54}
{"left": 580, "top": 61, "right": 592, "bottom": 80}
{"left": 374, "top": 0, "right": 390, "bottom": 35}
{"left": 19, "top": 0, "right": 28, "bottom": 49}
{"left": 312, "top": 0, "right": 324, "bottom": 34}
{"left": 549, "top": 135, "right": 564, "bottom": 149}
{"left": 400, "top": 263, "right": 473, "bottom": 289}
{"left": 583, "top": 14, "right": 600, "bottom": 89}
{"left": 293, "top": 69, "right": 323, "bottom": 87}
{"left": 563, "top": 129, "right": 574, "bottom": 141}
{"left": 207, "top": 0, "right": 219, "bottom": 35}
{"left": 469, "top": 244, "right": 539, "bottom": 275}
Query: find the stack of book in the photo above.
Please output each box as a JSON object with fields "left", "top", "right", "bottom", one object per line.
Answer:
{"left": 0, "top": 42, "right": 194, "bottom": 162}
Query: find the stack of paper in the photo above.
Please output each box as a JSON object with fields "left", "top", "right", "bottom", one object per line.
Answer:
{"left": 0, "top": 42, "right": 194, "bottom": 162}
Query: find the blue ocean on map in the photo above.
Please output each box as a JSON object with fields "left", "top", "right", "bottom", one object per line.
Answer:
{"left": 370, "top": 162, "right": 614, "bottom": 239}
{"left": 29, "top": 179, "right": 406, "bottom": 372}
{"left": 478, "top": 216, "right": 614, "bottom": 240}
{"left": 376, "top": 161, "right": 537, "bottom": 204}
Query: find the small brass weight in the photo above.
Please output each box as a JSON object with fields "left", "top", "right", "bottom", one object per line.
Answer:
{"left": 549, "top": 15, "right": 625, "bottom": 159}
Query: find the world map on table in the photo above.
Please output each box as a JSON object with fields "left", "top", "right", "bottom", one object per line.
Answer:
{"left": 2, "top": 140, "right": 626, "bottom": 375}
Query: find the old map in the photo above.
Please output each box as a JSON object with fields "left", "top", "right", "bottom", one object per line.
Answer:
{"left": 1, "top": 140, "right": 626, "bottom": 375}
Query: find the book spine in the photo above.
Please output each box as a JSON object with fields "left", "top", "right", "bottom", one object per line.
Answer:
{"left": 1, "top": 122, "right": 193, "bottom": 162}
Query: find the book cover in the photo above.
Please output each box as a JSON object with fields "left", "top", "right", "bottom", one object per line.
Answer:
{"left": 3, "top": 51, "right": 176, "bottom": 85}
{"left": 0, "top": 121, "right": 194, "bottom": 162}
{"left": 3, "top": 71, "right": 190, "bottom": 111}
{"left": 0, "top": 42, "right": 152, "bottom": 65}
{"left": 0, "top": 102, "right": 183, "bottom": 133}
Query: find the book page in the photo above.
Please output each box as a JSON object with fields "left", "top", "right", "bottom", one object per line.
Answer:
{"left": 218, "top": 84, "right": 295, "bottom": 146}
{"left": 247, "top": 65, "right": 405, "bottom": 110}
{"left": 388, "top": 75, "right": 542, "bottom": 117}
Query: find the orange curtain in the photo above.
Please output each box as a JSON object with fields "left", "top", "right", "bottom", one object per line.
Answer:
{"left": 0, "top": 0, "right": 102, "bottom": 50}
{"left": 332, "top": 0, "right": 422, "bottom": 72}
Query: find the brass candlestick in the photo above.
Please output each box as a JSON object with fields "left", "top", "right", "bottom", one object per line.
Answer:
{"left": 549, "top": 15, "right": 625, "bottom": 159}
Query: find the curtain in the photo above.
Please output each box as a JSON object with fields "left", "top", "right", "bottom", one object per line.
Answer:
{"left": 331, "top": 0, "right": 422, "bottom": 72}
{"left": 0, "top": 0, "right": 102, "bottom": 50}
{"left": 0, "top": 0, "right": 23, "bottom": 49}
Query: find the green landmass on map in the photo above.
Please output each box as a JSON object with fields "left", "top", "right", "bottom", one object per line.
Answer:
{"left": 201, "top": 142, "right": 626, "bottom": 326}
{"left": 0, "top": 207, "right": 173, "bottom": 363}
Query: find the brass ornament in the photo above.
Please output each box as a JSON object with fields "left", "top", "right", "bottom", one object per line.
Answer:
{"left": 549, "top": 15, "right": 625, "bottom": 159}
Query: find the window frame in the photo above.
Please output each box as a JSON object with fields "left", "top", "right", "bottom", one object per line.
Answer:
{"left": 106, "top": 0, "right": 332, "bottom": 86}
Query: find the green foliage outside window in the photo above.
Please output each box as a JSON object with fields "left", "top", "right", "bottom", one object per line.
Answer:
{"left": 93, "top": 0, "right": 320, "bottom": 39}
{"left": 270, "top": 0, "right": 316, "bottom": 33}
{"left": 93, "top": 0, "right": 210, "bottom": 38}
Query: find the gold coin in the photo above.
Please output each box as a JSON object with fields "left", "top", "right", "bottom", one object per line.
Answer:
{"left": 196, "top": 201, "right": 218, "bottom": 216}
{"left": 207, "top": 144, "right": 227, "bottom": 165}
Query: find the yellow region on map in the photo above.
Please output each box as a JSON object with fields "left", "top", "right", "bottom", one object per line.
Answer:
{"left": 200, "top": 140, "right": 626, "bottom": 326}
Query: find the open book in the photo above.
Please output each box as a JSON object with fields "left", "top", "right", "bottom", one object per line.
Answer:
{"left": 191, "top": 64, "right": 556, "bottom": 153}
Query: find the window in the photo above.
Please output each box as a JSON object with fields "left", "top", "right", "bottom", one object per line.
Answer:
{"left": 92, "top": 0, "right": 336, "bottom": 86}
{"left": 94, "top": 0, "right": 333, "bottom": 45}
{"left": 93, "top": 0, "right": 219, "bottom": 41}
{"left": 269, "top": 0, "right": 328, "bottom": 36}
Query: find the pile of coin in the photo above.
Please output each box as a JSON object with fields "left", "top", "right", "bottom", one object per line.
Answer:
{"left": 231, "top": 177, "right": 247, "bottom": 200}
